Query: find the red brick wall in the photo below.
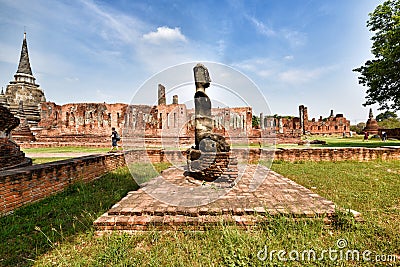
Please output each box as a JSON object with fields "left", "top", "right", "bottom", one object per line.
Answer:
{"left": 123, "top": 147, "right": 400, "bottom": 164}
{"left": 0, "top": 153, "right": 125, "bottom": 215}
{"left": 38, "top": 102, "right": 128, "bottom": 136}
{"left": 272, "top": 148, "right": 400, "bottom": 162}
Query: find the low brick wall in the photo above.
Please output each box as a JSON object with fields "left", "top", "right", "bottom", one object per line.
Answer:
{"left": 2, "top": 147, "right": 399, "bottom": 215}
{"left": 122, "top": 147, "right": 400, "bottom": 164}
{"left": 0, "top": 153, "right": 125, "bottom": 215}
{"left": 274, "top": 147, "right": 400, "bottom": 162}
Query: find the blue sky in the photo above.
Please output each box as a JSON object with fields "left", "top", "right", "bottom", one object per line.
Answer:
{"left": 0, "top": 0, "right": 387, "bottom": 123}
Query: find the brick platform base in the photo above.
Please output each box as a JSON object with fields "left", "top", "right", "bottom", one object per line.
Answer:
{"left": 186, "top": 151, "right": 238, "bottom": 183}
{"left": 94, "top": 165, "right": 337, "bottom": 232}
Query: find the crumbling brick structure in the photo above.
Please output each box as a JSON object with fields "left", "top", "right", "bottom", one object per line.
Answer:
{"left": 260, "top": 105, "right": 350, "bottom": 137}
{"left": 0, "top": 105, "right": 32, "bottom": 170}
{"left": 37, "top": 102, "right": 128, "bottom": 143}
{"left": 35, "top": 87, "right": 256, "bottom": 147}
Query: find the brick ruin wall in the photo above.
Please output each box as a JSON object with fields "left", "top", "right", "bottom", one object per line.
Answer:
{"left": 379, "top": 128, "right": 400, "bottom": 140}
{"left": 0, "top": 153, "right": 125, "bottom": 215}
{"left": 1, "top": 147, "right": 399, "bottom": 215}
{"left": 37, "top": 102, "right": 128, "bottom": 142}
{"left": 16, "top": 99, "right": 349, "bottom": 147}
{"left": 33, "top": 101, "right": 258, "bottom": 147}
{"left": 260, "top": 108, "right": 350, "bottom": 136}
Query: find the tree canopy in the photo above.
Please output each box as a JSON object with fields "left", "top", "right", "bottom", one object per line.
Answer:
{"left": 377, "top": 118, "right": 400, "bottom": 129}
{"left": 376, "top": 110, "right": 398, "bottom": 121}
{"left": 353, "top": 0, "right": 400, "bottom": 111}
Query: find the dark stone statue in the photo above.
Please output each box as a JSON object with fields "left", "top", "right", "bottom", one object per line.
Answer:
{"left": 192, "top": 63, "right": 229, "bottom": 153}
{"left": 185, "top": 64, "right": 233, "bottom": 182}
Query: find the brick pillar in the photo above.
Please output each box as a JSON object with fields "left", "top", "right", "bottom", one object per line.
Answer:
{"left": 158, "top": 84, "right": 166, "bottom": 105}
{"left": 172, "top": 95, "right": 178, "bottom": 104}
{"left": 299, "top": 105, "right": 305, "bottom": 134}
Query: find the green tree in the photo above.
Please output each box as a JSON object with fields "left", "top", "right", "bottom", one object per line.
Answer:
{"left": 252, "top": 115, "right": 260, "bottom": 128}
{"left": 353, "top": 0, "right": 400, "bottom": 110}
{"left": 378, "top": 118, "right": 400, "bottom": 128}
{"left": 376, "top": 110, "right": 398, "bottom": 121}
{"left": 350, "top": 122, "right": 366, "bottom": 134}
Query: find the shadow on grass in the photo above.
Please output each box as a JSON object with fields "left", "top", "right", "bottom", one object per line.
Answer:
{"left": 0, "top": 167, "right": 138, "bottom": 267}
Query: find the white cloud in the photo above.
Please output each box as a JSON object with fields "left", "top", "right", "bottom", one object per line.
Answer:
{"left": 78, "top": 1, "right": 199, "bottom": 73}
{"left": 64, "top": 77, "right": 79, "bottom": 82}
{"left": 257, "top": 70, "right": 273, "bottom": 78}
{"left": 246, "top": 16, "right": 276, "bottom": 37}
{"left": 246, "top": 15, "right": 306, "bottom": 47}
{"left": 142, "top": 26, "right": 187, "bottom": 45}
{"left": 278, "top": 66, "right": 337, "bottom": 84}
{"left": 233, "top": 57, "right": 337, "bottom": 84}
{"left": 79, "top": 0, "right": 146, "bottom": 45}
{"left": 232, "top": 57, "right": 279, "bottom": 78}
{"left": 282, "top": 29, "right": 307, "bottom": 47}
{"left": 216, "top": 39, "right": 226, "bottom": 57}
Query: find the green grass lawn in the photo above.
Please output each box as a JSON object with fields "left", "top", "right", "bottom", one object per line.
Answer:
{"left": 22, "top": 146, "right": 110, "bottom": 154}
{"left": 32, "top": 157, "right": 73, "bottom": 164}
{"left": 1, "top": 160, "right": 398, "bottom": 266}
{"left": 0, "top": 167, "right": 139, "bottom": 267}
{"left": 277, "top": 135, "right": 400, "bottom": 148}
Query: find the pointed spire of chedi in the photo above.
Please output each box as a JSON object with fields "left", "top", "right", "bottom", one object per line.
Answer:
{"left": 5, "top": 31, "right": 45, "bottom": 127}
{"left": 14, "top": 32, "right": 36, "bottom": 85}
{"left": 17, "top": 32, "right": 33, "bottom": 75}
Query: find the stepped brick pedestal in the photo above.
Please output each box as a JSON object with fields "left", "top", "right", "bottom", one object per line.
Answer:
{"left": 94, "top": 165, "right": 337, "bottom": 232}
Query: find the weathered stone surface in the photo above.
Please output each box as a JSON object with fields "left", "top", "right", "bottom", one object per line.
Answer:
{"left": 193, "top": 64, "right": 213, "bottom": 149}
{"left": 172, "top": 95, "right": 178, "bottom": 104}
{"left": 0, "top": 105, "right": 32, "bottom": 170}
{"left": 17, "top": 33, "right": 33, "bottom": 76}
{"left": 186, "top": 63, "right": 236, "bottom": 182}
{"left": 194, "top": 63, "right": 211, "bottom": 87}
{"left": 158, "top": 84, "right": 166, "bottom": 105}
{"left": 0, "top": 105, "right": 19, "bottom": 134}
{"left": 12, "top": 101, "right": 35, "bottom": 142}
{"left": 186, "top": 152, "right": 238, "bottom": 183}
